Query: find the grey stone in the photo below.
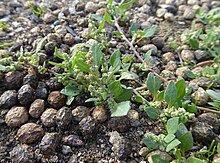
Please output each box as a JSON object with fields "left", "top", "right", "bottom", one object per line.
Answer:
{"left": 108, "top": 116, "right": 130, "bottom": 132}
{"left": 194, "top": 50, "right": 210, "bottom": 62}
{"left": 139, "top": 147, "right": 150, "bottom": 157}
{"left": 23, "top": 74, "right": 38, "bottom": 89}
{"left": 4, "top": 71, "right": 24, "bottom": 90}
{"left": 18, "top": 84, "right": 35, "bottom": 106}
{"left": 92, "top": 106, "right": 108, "bottom": 123}
{"left": 183, "top": 7, "right": 195, "bottom": 19}
{"left": 72, "top": 106, "right": 90, "bottom": 122}
{"left": 41, "top": 108, "right": 57, "bottom": 127}
{"left": 45, "top": 41, "right": 56, "bottom": 55}
{"left": 85, "top": 2, "right": 98, "bottom": 13}
{"left": 63, "top": 33, "right": 75, "bottom": 45}
{"left": 56, "top": 106, "right": 72, "bottom": 130}
{"left": 181, "top": 49, "right": 195, "bottom": 62}
{"left": 191, "top": 87, "right": 209, "bottom": 106}
{"left": 0, "top": 90, "right": 17, "bottom": 109}
{"left": 43, "top": 13, "right": 56, "bottom": 24}
{"left": 156, "top": 8, "right": 167, "bottom": 18}
{"left": 79, "top": 116, "right": 96, "bottom": 139}
{"left": 141, "top": 44, "right": 158, "bottom": 55}
{"left": 147, "top": 150, "right": 173, "bottom": 163}
{"left": 0, "top": 8, "right": 10, "bottom": 17}
{"left": 62, "top": 135, "right": 84, "bottom": 147}
{"left": 39, "top": 132, "right": 60, "bottom": 155}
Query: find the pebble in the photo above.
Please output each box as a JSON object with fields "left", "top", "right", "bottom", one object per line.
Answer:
{"left": 194, "top": 50, "right": 210, "bottom": 62}
{"left": 0, "top": 8, "right": 10, "bottom": 17}
{"left": 43, "top": 13, "right": 57, "bottom": 24}
{"left": 183, "top": 7, "right": 195, "bottom": 19}
{"left": 5, "top": 106, "right": 29, "bottom": 127}
{"left": 4, "top": 71, "right": 24, "bottom": 90}
{"left": 85, "top": 2, "right": 98, "bottom": 13}
{"left": 62, "top": 145, "right": 72, "bottom": 155}
{"left": 156, "top": 8, "right": 167, "bottom": 18}
{"left": 47, "top": 33, "right": 62, "bottom": 46}
{"left": 141, "top": 44, "right": 158, "bottom": 55}
{"left": 44, "top": 41, "right": 56, "bottom": 55}
{"left": 10, "top": 144, "right": 35, "bottom": 163}
{"left": 23, "top": 73, "right": 38, "bottom": 89}
{"left": 0, "top": 90, "right": 17, "bottom": 109}
{"left": 181, "top": 49, "right": 195, "bottom": 62}
{"left": 18, "top": 84, "right": 36, "bottom": 106}
{"left": 197, "top": 77, "right": 214, "bottom": 88}
{"left": 56, "top": 106, "right": 72, "bottom": 130}
{"left": 151, "top": 37, "right": 165, "bottom": 49}
{"left": 41, "top": 108, "right": 57, "bottom": 127}
{"left": 47, "top": 91, "right": 66, "bottom": 109}
{"left": 29, "top": 99, "right": 45, "bottom": 118}
{"left": 176, "top": 66, "right": 189, "bottom": 78}
{"left": 191, "top": 121, "right": 216, "bottom": 145}
{"left": 46, "top": 77, "right": 63, "bottom": 91}
{"left": 166, "top": 61, "right": 177, "bottom": 71}
{"left": 79, "top": 116, "right": 96, "bottom": 139}
{"left": 162, "top": 52, "right": 175, "bottom": 64}
{"left": 164, "top": 12, "right": 175, "bottom": 21}
{"left": 108, "top": 116, "right": 130, "bottom": 132}
{"left": 191, "top": 87, "right": 209, "bottom": 106}
{"left": 17, "top": 123, "right": 44, "bottom": 144}
{"left": 92, "top": 106, "right": 108, "bottom": 123}
{"left": 140, "top": 22, "right": 151, "bottom": 29}
{"left": 36, "top": 82, "right": 48, "bottom": 99}
{"left": 63, "top": 33, "right": 75, "bottom": 45}
{"left": 139, "top": 147, "right": 150, "bottom": 157}
{"left": 187, "top": 0, "right": 200, "bottom": 5}
{"left": 62, "top": 134, "right": 84, "bottom": 147}
{"left": 72, "top": 106, "right": 90, "bottom": 122}
{"left": 39, "top": 132, "right": 60, "bottom": 155}
{"left": 198, "top": 113, "right": 220, "bottom": 133}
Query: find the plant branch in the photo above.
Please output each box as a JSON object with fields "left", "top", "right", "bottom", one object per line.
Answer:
{"left": 113, "top": 16, "right": 167, "bottom": 82}
{"left": 197, "top": 106, "right": 220, "bottom": 114}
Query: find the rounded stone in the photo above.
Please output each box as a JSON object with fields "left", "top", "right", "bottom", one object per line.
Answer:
{"left": 191, "top": 87, "right": 209, "bottom": 106}
{"left": 47, "top": 33, "right": 62, "bottom": 46}
{"left": 41, "top": 108, "right": 57, "bottom": 127}
{"left": 181, "top": 49, "right": 195, "bottom": 62}
{"left": 183, "top": 7, "right": 195, "bottom": 20}
{"left": 5, "top": 106, "right": 29, "bottom": 127}
{"left": 92, "top": 106, "right": 108, "bottom": 123}
{"left": 56, "top": 106, "right": 72, "bottom": 130}
{"left": 108, "top": 116, "right": 130, "bottom": 132}
{"left": 39, "top": 132, "right": 60, "bottom": 155}
{"left": 164, "top": 12, "right": 175, "bottom": 21}
{"left": 162, "top": 52, "right": 175, "bottom": 64}
{"left": 63, "top": 33, "right": 75, "bottom": 45}
{"left": 18, "top": 84, "right": 35, "bottom": 106}
{"left": 0, "top": 90, "right": 18, "bottom": 109}
{"left": 85, "top": 2, "right": 98, "bottom": 13}
{"left": 79, "top": 116, "right": 96, "bottom": 139}
{"left": 43, "top": 13, "right": 56, "bottom": 24}
{"left": 4, "top": 71, "right": 24, "bottom": 90}
{"left": 47, "top": 91, "right": 66, "bottom": 109}
{"left": 36, "top": 82, "right": 48, "bottom": 99}
{"left": 45, "top": 41, "right": 56, "bottom": 55}
{"left": 156, "top": 8, "right": 167, "bottom": 18}
{"left": 46, "top": 77, "right": 63, "bottom": 91}
{"left": 10, "top": 144, "right": 35, "bottom": 163}
{"left": 141, "top": 44, "right": 158, "bottom": 55}
{"left": 72, "top": 106, "right": 90, "bottom": 122}
{"left": 17, "top": 123, "right": 44, "bottom": 144}
{"left": 29, "top": 99, "right": 45, "bottom": 118}
{"left": 62, "top": 134, "right": 84, "bottom": 147}
{"left": 23, "top": 74, "right": 38, "bottom": 89}
{"left": 194, "top": 50, "right": 210, "bottom": 62}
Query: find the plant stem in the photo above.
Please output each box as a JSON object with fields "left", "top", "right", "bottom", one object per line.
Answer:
{"left": 197, "top": 106, "right": 220, "bottom": 114}
{"left": 113, "top": 16, "right": 167, "bottom": 82}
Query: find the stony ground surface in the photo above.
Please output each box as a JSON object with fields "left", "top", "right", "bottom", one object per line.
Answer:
{"left": 0, "top": 0, "right": 220, "bottom": 162}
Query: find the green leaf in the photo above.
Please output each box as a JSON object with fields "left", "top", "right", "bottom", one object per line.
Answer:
{"left": 129, "top": 22, "right": 138, "bottom": 37}
{"left": 167, "top": 117, "right": 179, "bottom": 134}
{"left": 85, "top": 98, "right": 99, "bottom": 103}
{"left": 187, "top": 157, "right": 205, "bottom": 163}
{"left": 111, "top": 101, "right": 131, "bottom": 117}
{"left": 115, "top": 88, "right": 133, "bottom": 103}
{"left": 90, "top": 14, "right": 103, "bottom": 21}
{"left": 184, "top": 70, "right": 196, "bottom": 79}
{"left": 110, "top": 49, "right": 121, "bottom": 72}
{"left": 76, "top": 59, "right": 90, "bottom": 73}
{"left": 91, "top": 43, "right": 104, "bottom": 67}
{"left": 49, "top": 61, "right": 64, "bottom": 67}
{"left": 98, "top": 19, "right": 105, "bottom": 32}
{"left": 151, "top": 154, "right": 169, "bottom": 163}
{"left": 208, "top": 101, "right": 220, "bottom": 110}
{"left": 145, "top": 106, "right": 159, "bottom": 120}
{"left": 143, "top": 138, "right": 159, "bottom": 150}
{"left": 60, "top": 85, "right": 81, "bottom": 97}
{"left": 142, "top": 25, "right": 157, "bottom": 38}
{"left": 146, "top": 72, "right": 161, "bottom": 96}
{"left": 189, "top": 38, "right": 199, "bottom": 49}
{"left": 164, "top": 134, "right": 175, "bottom": 143}
{"left": 166, "top": 139, "right": 181, "bottom": 152}
{"left": 157, "top": 91, "right": 164, "bottom": 101}
{"left": 164, "top": 81, "right": 177, "bottom": 107}
{"left": 176, "top": 123, "right": 188, "bottom": 139}
{"left": 206, "top": 90, "right": 220, "bottom": 101}
{"left": 108, "top": 80, "right": 123, "bottom": 97}
{"left": 104, "top": 12, "right": 112, "bottom": 24}
{"left": 36, "top": 37, "right": 47, "bottom": 54}
{"left": 144, "top": 50, "right": 152, "bottom": 61}
{"left": 0, "top": 64, "right": 6, "bottom": 71}
{"left": 175, "top": 79, "right": 186, "bottom": 102}
{"left": 66, "top": 96, "right": 75, "bottom": 105}
{"left": 135, "top": 96, "right": 143, "bottom": 103}
{"left": 179, "top": 132, "right": 193, "bottom": 152}
{"left": 217, "top": 143, "right": 220, "bottom": 154}
{"left": 119, "top": 72, "right": 139, "bottom": 80}
{"left": 54, "top": 47, "right": 64, "bottom": 59}
{"left": 119, "top": 0, "right": 136, "bottom": 10}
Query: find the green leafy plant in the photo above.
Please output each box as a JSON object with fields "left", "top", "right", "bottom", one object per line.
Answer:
{"left": 0, "top": 21, "right": 9, "bottom": 31}
{"left": 144, "top": 117, "right": 193, "bottom": 158}
{"left": 206, "top": 89, "right": 220, "bottom": 110}
{"left": 51, "top": 43, "right": 133, "bottom": 117}
{"left": 29, "top": 1, "right": 45, "bottom": 15}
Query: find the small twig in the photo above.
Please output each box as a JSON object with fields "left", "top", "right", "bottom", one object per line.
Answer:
{"left": 113, "top": 16, "right": 167, "bottom": 82}
{"left": 135, "top": 85, "right": 147, "bottom": 91}
{"left": 193, "top": 60, "right": 215, "bottom": 68}
{"left": 197, "top": 106, "right": 220, "bottom": 114}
